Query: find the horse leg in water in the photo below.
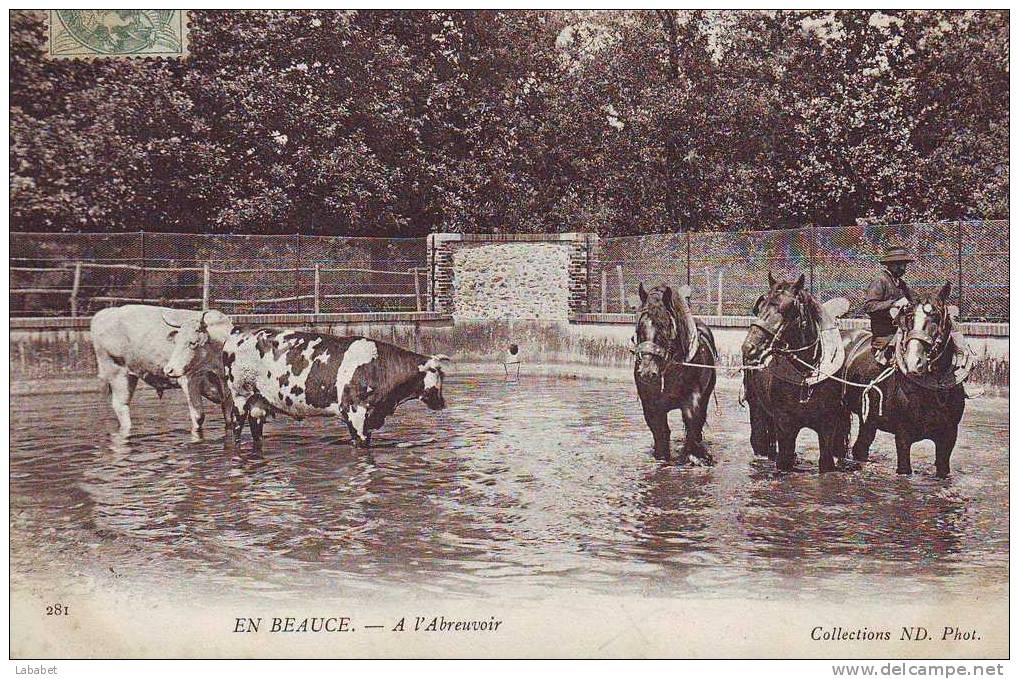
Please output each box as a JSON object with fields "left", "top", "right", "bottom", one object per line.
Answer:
{"left": 775, "top": 425, "right": 798, "bottom": 472}
{"left": 817, "top": 426, "right": 838, "bottom": 473}
{"left": 641, "top": 402, "right": 671, "bottom": 461}
{"left": 680, "top": 397, "right": 709, "bottom": 461}
{"left": 895, "top": 432, "right": 915, "bottom": 475}
{"left": 934, "top": 429, "right": 958, "bottom": 478}
{"left": 748, "top": 399, "right": 776, "bottom": 460}
{"left": 851, "top": 417, "right": 877, "bottom": 462}
{"left": 824, "top": 408, "right": 851, "bottom": 467}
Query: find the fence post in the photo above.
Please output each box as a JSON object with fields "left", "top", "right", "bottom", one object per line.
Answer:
{"left": 295, "top": 233, "right": 302, "bottom": 313}
{"left": 685, "top": 230, "right": 691, "bottom": 285}
{"left": 314, "top": 264, "right": 321, "bottom": 315}
{"left": 809, "top": 224, "right": 817, "bottom": 295}
{"left": 957, "top": 220, "right": 964, "bottom": 313}
{"left": 202, "top": 262, "right": 210, "bottom": 310}
{"left": 70, "top": 261, "right": 82, "bottom": 318}
{"left": 139, "top": 229, "right": 147, "bottom": 303}
{"left": 601, "top": 268, "right": 608, "bottom": 313}
{"left": 716, "top": 269, "right": 723, "bottom": 316}
{"left": 413, "top": 267, "right": 422, "bottom": 312}
{"left": 615, "top": 265, "right": 623, "bottom": 311}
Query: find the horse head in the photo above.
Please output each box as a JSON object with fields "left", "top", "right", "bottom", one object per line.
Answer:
{"left": 742, "top": 272, "right": 819, "bottom": 365}
{"left": 895, "top": 280, "right": 954, "bottom": 376}
{"left": 632, "top": 282, "right": 698, "bottom": 387}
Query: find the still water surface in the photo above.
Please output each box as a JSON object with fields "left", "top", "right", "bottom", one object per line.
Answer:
{"left": 10, "top": 376, "right": 1008, "bottom": 602}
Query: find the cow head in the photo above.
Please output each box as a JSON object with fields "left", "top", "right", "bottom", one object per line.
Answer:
{"left": 417, "top": 354, "right": 450, "bottom": 410}
{"left": 163, "top": 309, "right": 233, "bottom": 378}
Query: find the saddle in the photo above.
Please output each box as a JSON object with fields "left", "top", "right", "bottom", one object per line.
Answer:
{"left": 854, "top": 326, "right": 972, "bottom": 390}
{"left": 804, "top": 297, "right": 850, "bottom": 385}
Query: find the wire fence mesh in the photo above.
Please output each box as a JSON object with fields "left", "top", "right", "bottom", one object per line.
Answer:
{"left": 593, "top": 220, "right": 1008, "bottom": 321}
{"left": 10, "top": 221, "right": 1009, "bottom": 321}
{"left": 10, "top": 232, "right": 428, "bottom": 317}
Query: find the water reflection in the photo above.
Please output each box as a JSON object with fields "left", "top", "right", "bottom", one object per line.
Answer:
{"left": 9, "top": 376, "right": 1008, "bottom": 601}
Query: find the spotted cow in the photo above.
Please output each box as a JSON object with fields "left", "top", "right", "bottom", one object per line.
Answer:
{"left": 222, "top": 328, "right": 449, "bottom": 447}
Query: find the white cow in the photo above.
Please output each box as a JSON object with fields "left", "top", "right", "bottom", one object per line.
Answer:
{"left": 90, "top": 305, "right": 233, "bottom": 438}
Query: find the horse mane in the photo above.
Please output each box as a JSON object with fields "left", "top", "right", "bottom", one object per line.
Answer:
{"left": 767, "top": 278, "right": 822, "bottom": 327}
{"left": 638, "top": 284, "right": 697, "bottom": 361}
{"left": 640, "top": 286, "right": 678, "bottom": 333}
{"left": 797, "top": 289, "right": 823, "bottom": 327}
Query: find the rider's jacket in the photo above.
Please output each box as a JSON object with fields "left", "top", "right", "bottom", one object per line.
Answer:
{"left": 861, "top": 269, "right": 914, "bottom": 341}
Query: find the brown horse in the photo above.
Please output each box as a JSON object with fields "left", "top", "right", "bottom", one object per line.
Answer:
{"left": 633, "top": 283, "right": 718, "bottom": 463}
{"left": 841, "top": 281, "right": 965, "bottom": 477}
{"left": 741, "top": 273, "right": 853, "bottom": 473}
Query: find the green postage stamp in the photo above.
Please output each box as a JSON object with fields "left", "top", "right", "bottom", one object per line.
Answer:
{"left": 46, "top": 10, "right": 188, "bottom": 59}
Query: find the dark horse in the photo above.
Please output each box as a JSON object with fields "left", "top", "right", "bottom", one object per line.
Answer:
{"left": 633, "top": 283, "right": 718, "bottom": 463}
{"left": 741, "top": 273, "right": 853, "bottom": 473}
{"left": 841, "top": 281, "right": 965, "bottom": 477}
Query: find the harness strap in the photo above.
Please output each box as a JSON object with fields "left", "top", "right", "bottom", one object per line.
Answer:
{"left": 633, "top": 341, "right": 667, "bottom": 359}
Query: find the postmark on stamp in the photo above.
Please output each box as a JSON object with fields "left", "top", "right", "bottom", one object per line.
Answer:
{"left": 46, "top": 10, "right": 189, "bottom": 60}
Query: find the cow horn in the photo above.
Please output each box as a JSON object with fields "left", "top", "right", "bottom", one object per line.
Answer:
{"left": 198, "top": 310, "right": 211, "bottom": 330}
{"left": 431, "top": 354, "right": 451, "bottom": 362}
{"left": 162, "top": 314, "right": 182, "bottom": 329}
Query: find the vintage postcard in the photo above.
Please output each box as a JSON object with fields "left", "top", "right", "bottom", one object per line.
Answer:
{"left": 8, "top": 9, "right": 1009, "bottom": 667}
{"left": 45, "top": 10, "right": 188, "bottom": 60}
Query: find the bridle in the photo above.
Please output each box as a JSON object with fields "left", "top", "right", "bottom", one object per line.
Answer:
{"left": 749, "top": 294, "right": 821, "bottom": 368}
{"left": 631, "top": 308, "right": 681, "bottom": 369}
{"left": 896, "top": 300, "right": 950, "bottom": 375}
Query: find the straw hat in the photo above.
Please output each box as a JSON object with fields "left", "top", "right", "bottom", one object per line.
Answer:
{"left": 879, "top": 244, "right": 915, "bottom": 264}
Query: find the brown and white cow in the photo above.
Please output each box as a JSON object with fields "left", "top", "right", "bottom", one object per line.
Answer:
{"left": 222, "top": 328, "right": 449, "bottom": 447}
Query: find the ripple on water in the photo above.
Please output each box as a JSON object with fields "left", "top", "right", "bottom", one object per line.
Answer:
{"left": 9, "top": 375, "right": 1009, "bottom": 601}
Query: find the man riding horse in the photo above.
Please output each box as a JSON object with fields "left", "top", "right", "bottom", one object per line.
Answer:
{"left": 861, "top": 244, "right": 971, "bottom": 374}
{"left": 860, "top": 245, "right": 914, "bottom": 363}
{"left": 841, "top": 243, "right": 974, "bottom": 476}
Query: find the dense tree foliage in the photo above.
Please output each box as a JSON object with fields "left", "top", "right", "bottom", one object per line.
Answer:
{"left": 9, "top": 10, "right": 1008, "bottom": 235}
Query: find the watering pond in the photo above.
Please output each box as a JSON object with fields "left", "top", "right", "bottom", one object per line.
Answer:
{"left": 10, "top": 374, "right": 1008, "bottom": 603}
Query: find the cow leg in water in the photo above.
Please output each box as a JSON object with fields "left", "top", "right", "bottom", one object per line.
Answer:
{"left": 178, "top": 375, "right": 206, "bottom": 440}
{"left": 109, "top": 370, "right": 138, "bottom": 436}
{"left": 222, "top": 379, "right": 250, "bottom": 444}
{"left": 248, "top": 416, "right": 264, "bottom": 445}
{"left": 232, "top": 408, "right": 248, "bottom": 444}
{"left": 220, "top": 385, "right": 235, "bottom": 439}
{"left": 933, "top": 429, "right": 957, "bottom": 479}
{"left": 895, "top": 432, "right": 914, "bottom": 475}
{"left": 341, "top": 407, "right": 372, "bottom": 449}
{"left": 641, "top": 402, "right": 671, "bottom": 462}
{"left": 851, "top": 417, "right": 877, "bottom": 462}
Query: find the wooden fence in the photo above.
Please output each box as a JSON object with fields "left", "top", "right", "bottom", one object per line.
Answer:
{"left": 10, "top": 261, "right": 428, "bottom": 317}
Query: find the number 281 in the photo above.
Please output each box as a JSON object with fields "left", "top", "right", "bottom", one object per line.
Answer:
{"left": 46, "top": 604, "right": 69, "bottom": 616}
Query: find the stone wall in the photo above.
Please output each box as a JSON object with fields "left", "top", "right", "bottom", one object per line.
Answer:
{"left": 427, "top": 232, "right": 598, "bottom": 319}
{"left": 451, "top": 243, "right": 569, "bottom": 320}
